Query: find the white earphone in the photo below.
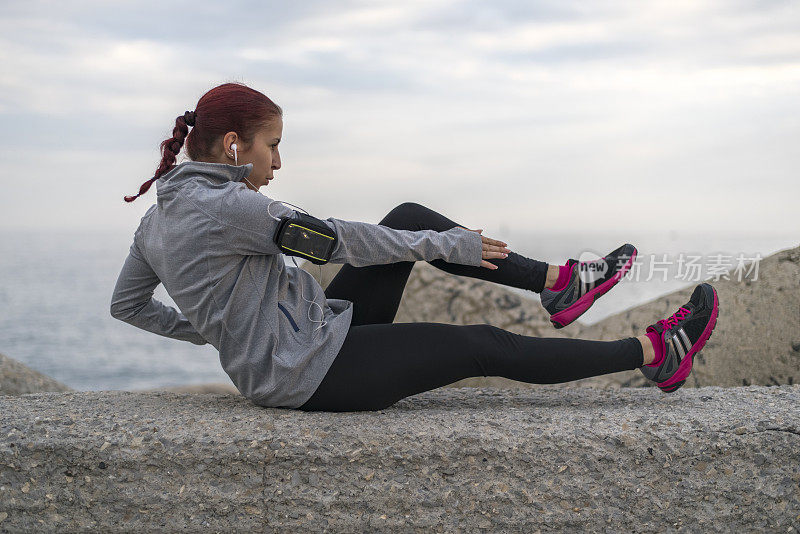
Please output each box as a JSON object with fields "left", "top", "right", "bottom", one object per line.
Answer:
{"left": 228, "top": 144, "right": 327, "bottom": 333}
{"left": 266, "top": 199, "right": 329, "bottom": 334}
{"left": 232, "top": 142, "right": 259, "bottom": 191}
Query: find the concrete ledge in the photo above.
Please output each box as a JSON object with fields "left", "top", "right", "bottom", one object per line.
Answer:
{"left": 1, "top": 385, "right": 798, "bottom": 532}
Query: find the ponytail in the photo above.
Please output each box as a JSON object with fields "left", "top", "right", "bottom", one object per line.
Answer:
{"left": 124, "top": 110, "right": 197, "bottom": 202}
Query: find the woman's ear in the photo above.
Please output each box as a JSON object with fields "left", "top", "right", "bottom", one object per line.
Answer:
{"left": 222, "top": 131, "right": 239, "bottom": 158}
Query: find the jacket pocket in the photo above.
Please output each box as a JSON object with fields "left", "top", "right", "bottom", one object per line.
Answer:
{"left": 277, "top": 302, "right": 300, "bottom": 332}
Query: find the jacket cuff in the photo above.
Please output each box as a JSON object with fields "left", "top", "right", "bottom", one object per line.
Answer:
{"left": 445, "top": 226, "right": 484, "bottom": 267}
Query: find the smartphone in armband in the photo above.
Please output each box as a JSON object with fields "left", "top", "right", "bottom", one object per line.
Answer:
{"left": 273, "top": 211, "right": 338, "bottom": 265}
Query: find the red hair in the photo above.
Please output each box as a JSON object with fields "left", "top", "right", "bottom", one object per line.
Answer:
{"left": 124, "top": 82, "right": 282, "bottom": 202}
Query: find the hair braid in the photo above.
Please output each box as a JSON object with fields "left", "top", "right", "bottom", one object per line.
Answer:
{"left": 123, "top": 111, "right": 195, "bottom": 202}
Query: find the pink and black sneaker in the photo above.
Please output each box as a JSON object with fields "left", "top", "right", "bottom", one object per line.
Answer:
{"left": 640, "top": 283, "right": 720, "bottom": 393}
{"left": 540, "top": 244, "right": 637, "bottom": 329}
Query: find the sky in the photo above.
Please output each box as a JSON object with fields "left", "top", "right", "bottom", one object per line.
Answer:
{"left": 0, "top": 0, "right": 798, "bottom": 241}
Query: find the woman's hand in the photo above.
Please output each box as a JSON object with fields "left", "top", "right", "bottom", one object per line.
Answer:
{"left": 456, "top": 226, "right": 511, "bottom": 270}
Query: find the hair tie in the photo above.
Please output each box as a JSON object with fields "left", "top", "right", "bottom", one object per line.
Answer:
{"left": 183, "top": 110, "right": 196, "bottom": 127}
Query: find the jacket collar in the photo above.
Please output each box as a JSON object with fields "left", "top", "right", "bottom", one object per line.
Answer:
{"left": 156, "top": 160, "right": 254, "bottom": 194}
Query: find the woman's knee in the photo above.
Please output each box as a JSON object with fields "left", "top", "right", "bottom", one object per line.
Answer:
{"left": 466, "top": 323, "right": 520, "bottom": 360}
{"left": 466, "top": 322, "right": 504, "bottom": 339}
{"left": 394, "top": 201, "right": 427, "bottom": 214}
{"left": 379, "top": 202, "right": 429, "bottom": 230}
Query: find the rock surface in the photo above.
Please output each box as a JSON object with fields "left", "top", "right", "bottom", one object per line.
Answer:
{"left": 136, "top": 383, "right": 240, "bottom": 395}
{"left": 1, "top": 385, "right": 798, "bottom": 532}
{"left": 0, "top": 351, "right": 73, "bottom": 396}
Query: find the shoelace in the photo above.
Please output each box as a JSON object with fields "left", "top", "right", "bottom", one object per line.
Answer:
{"left": 658, "top": 306, "right": 691, "bottom": 330}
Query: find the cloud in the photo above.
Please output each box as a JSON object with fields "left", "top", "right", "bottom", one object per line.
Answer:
{"left": 0, "top": 0, "right": 797, "bottom": 235}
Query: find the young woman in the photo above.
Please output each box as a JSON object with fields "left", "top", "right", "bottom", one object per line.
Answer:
{"left": 111, "top": 82, "right": 720, "bottom": 412}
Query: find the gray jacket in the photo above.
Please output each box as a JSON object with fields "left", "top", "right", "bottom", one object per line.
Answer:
{"left": 110, "top": 161, "right": 483, "bottom": 408}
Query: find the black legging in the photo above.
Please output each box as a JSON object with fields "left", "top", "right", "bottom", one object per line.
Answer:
{"left": 298, "top": 202, "right": 644, "bottom": 412}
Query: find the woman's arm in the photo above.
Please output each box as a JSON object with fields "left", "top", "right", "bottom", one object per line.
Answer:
{"left": 212, "top": 185, "right": 484, "bottom": 267}
{"left": 110, "top": 234, "right": 208, "bottom": 345}
{"left": 322, "top": 216, "right": 483, "bottom": 267}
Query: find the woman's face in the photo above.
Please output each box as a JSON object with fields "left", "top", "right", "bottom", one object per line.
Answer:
{"left": 235, "top": 118, "right": 283, "bottom": 190}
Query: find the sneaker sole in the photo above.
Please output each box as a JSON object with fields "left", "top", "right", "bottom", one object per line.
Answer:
{"left": 550, "top": 247, "right": 638, "bottom": 329}
{"left": 658, "top": 286, "right": 720, "bottom": 393}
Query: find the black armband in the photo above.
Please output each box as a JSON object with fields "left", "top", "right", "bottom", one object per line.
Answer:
{"left": 273, "top": 211, "right": 338, "bottom": 265}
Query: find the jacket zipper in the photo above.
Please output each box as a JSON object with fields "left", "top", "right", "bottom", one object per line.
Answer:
{"left": 277, "top": 302, "right": 300, "bottom": 332}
